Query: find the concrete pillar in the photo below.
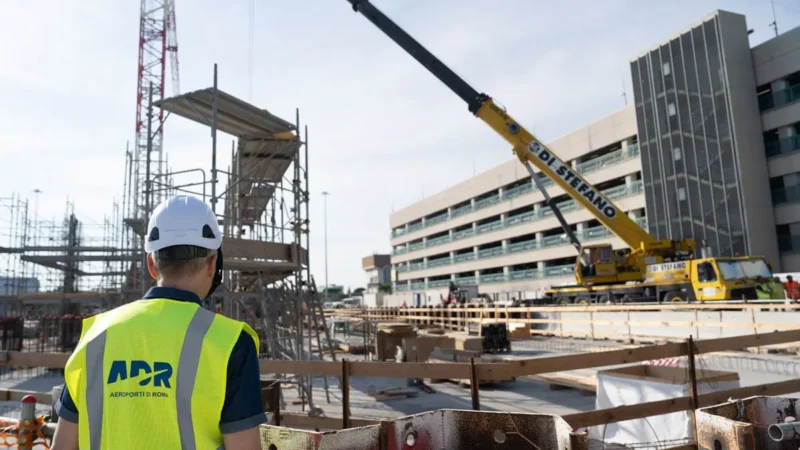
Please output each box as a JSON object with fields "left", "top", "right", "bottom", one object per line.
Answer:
{"left": 571, "top": 158, "right": 581, "bottom": 170}
{"left": 449, "top": 229, "right": 454, "bottom": 239}
{"left": 625, "top": 174, "right": 635, "bottom": 190}
{"left": 473, "top": 246, "right": 479, "bottom": 257}
{"left": 422, "top": 237, "right": 427, "bottom": 246}
{"left": 576, "top": 222, "right": 586, "bottom": 232}
{"left": 537, "top": 261, "right": 546, "bottom": 271}
{"left": 503, "top": 266, "right": 510, "bottom": 278}
{"left": 502, "top": 240, "right": 508, "bottom": 252}
{"left": 421, "top": 217, "right": 426, "bottom": 226}
{"left": 628, "top": 210, "right": 641, "bottom": 219}
{"left": 498, "top": 187, "right": 504, "bottom": 200}
{"left": 500, "top": 213, "right": 506, "bottom": 224}
{"left": 474, "top": 270, "right": 480, "bottom": 282}
{"left": 450, "top": 251, "right": 455, "bottom": 261}
{"left": 470, "top": 198, "right": 476, "bottom": 209}
{"left": 536, "top": 232, "right": 543, "bottom": 243}
{"left": 533, "top": 203, "right": 541, "bottom": 217}
{"left": 451, "top": 273, "right": 457, "bottom": 281}
{"left": 472, "top": 222, "right": 477, "bottom": 232}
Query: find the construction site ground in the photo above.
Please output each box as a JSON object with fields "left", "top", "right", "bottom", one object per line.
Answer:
{"left": 276, "top": 335, "right": 800, "bottom": 423}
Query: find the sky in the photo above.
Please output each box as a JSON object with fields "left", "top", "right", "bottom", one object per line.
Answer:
{"left": 1, "top": 0, "right": 800, "bottom": 291}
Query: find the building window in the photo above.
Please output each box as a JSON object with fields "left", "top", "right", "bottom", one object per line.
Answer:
{"left": 663, "top": 62, "right": 671, "bottom": 76}
{"left": 667, "top": 103, "right": 677, "bottom": 116}
{"left": 673, "top": 147, "right": 682, "bottom": 161}
{"left": 678, "top": 187, "right": 686, "bottom": 201}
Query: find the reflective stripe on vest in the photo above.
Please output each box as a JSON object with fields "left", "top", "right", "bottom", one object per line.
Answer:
{"left": 64, "top": 299, "right": 258, "bottom": 450}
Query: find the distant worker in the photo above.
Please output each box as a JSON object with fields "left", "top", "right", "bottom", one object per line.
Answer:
{"left": 771, "top": 277, "right": 787, "bottom": 300}
{"left": 755, "top": 277, "right": 773, "bottom": 300}
{"left": 52, "top": 195, "right": 264, "bottom": 450}
{"left": 785, "top": 275, "right": 800, "bottom": 301}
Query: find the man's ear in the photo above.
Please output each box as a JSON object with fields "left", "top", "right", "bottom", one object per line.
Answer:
{"left": 146, "top": 254, "right": 158, "bottom": 280}
{"left": 207, "top": 253, "right": 217, "bottom": 277}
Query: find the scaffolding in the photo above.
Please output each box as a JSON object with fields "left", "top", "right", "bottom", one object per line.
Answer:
{"left": 116, "top": 64, "right": 334, "bottom": 408}
{"left": 0, "top": 194, "right": 127, "bottom": 316}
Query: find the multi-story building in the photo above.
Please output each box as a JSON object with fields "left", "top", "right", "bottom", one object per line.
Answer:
{"left": 631, "top": 10, "right": 799, "bottom": 270}
{"left": 386, "top": 11, "right": 800, "bottom": 305}
{"left": 362, "top": 253, "right": 391, "bottom": 307}
{"left": 389, "top": 106, "right": 644, "bottom": 303}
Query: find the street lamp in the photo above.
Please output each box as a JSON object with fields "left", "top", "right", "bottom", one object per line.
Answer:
{"left": 32, "top": 189, "right": 42, "bottom": 246}
{"left": 322, "top": 191, "right": 330, "bottom": 302}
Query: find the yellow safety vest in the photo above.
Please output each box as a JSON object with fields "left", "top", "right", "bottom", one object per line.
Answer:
{"left": 63, "top": 298, "right": 259, "bottom": 450}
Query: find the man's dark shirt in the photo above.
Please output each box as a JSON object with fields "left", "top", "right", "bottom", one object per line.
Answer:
{"left": 55, "top": 286, "right": 266, "bottom": 434}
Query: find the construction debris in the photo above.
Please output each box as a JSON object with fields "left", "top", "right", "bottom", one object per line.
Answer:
{"left": 426, "top": 347, "right": 517, "bottom": 386}
{"left": 367, "top": 386, "right": 420, "bottom": 401}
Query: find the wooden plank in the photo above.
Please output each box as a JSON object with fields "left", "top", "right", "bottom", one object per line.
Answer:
{"left": 259, "top": 359, "right": 340, "bottom": 376}
{"left": 694, "top": 329, "right": 800, "bottom": 354}
{"left": 0, "top": 351, "right": 70, "bottom": 368}
{"left": 526, "top": 371, "right": 597, "bottom": 392}
{"left": 0, "top": 389, "right": 53, "bottom": 404}
{"left": 564, "top": 395, "right": 693, "bottom": 429}
{"left": 479, "top": 342, "right": 685, "bottom": 378}
{"left": 349, "top": 361, "right": 470, "bottom": 379}
{"left": 696, "top": 378, "right": 800, "bottom": 408}
{"left": 565, "top": 377, "right": 800, "bottom": 429}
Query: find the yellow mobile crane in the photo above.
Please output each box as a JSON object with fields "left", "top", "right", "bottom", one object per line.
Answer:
{"left": 346, "top": 0, "right": 774, "bottom": 303}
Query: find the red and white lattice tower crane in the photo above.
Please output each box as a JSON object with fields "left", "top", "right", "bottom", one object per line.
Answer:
{"left": 133, "top": 0, "right": 180, "bottom": 219}
{"left": 128, "top": 0, "right": 179, "bottom": 294}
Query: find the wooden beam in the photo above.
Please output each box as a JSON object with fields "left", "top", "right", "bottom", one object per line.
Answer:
{"left": 0, "top": 389, "right": 53, "bottom": 404}
{"left": 482, "top": 342, "right": 685, "bottom": 378}
{"left": 349, "top": 361, "right": 471, "bottom": 379}
{"left": 259, "top": 360, "right": 340, "bottom": 376}
{"left": 694, "top": 329, "right": 800, "bottom": 354}
{"left": 564, "top": 377, "right": 800, "bottom": 429}
{"left": 0, "top": 352, "right": 70, "bottom": 368}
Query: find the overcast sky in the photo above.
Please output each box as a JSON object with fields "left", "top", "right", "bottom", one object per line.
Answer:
{"left": 1, "top": 1, "right": 799, "bottom": 291}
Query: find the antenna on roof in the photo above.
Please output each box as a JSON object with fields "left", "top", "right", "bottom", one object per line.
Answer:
{"left": 622, "top": 78, "right": 628, "bottom": 106}
{"left": 770, "top": 0, "right": 779, "bottom": 37}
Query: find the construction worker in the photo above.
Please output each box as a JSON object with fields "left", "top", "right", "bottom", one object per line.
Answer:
{"left": 755, "top": 276, "right": 773, "bottom": 300}
{"left": 771, "top": 276, "right": 787, "bottom": 300}
{"left": 786, "top": 275, "right": 800, "bottom": 301}
{"left": 51, "top": 195, "right": 264, "bottom": 450}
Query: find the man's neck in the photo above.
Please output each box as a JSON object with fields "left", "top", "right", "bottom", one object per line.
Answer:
{"left": 157, "top": 280, "right": 205, "bottom": 300}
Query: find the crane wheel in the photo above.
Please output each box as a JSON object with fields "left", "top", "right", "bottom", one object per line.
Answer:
{"left": 574, "top": 297, "right": 590, "bottom": 305}
{"left": 665, "top": 291, "right": 686, "bottom": 303}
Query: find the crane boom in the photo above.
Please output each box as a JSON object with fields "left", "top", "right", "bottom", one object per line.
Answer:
{"left": 347, "top": 0, "right": 669, "bottom": 252}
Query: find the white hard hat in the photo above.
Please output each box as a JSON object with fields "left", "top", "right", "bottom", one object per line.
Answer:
{"left": 145, "top": 195, "right": 222, "bottom": 253}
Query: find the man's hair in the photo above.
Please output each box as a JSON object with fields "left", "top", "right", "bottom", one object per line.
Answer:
{"left": 152, "top": 245, "right": 214, "bottom": 280}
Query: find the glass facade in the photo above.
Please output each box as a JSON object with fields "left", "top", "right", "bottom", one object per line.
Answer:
{"left": 631, "top": 15, "right": 747, "bottom": 258}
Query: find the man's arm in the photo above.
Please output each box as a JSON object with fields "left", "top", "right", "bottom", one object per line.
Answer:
{"left": 221, "top": 331, "right": 265, "bottom": 450}
{"left": 51, "top": 385, "right": 79, "bottom": 450}
{"left": 51, "top": 418, "right": 79, "bottom": 450}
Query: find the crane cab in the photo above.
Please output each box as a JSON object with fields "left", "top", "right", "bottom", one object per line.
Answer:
{"left": 575, "top": 243, "right": 648, "bottom": 286}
